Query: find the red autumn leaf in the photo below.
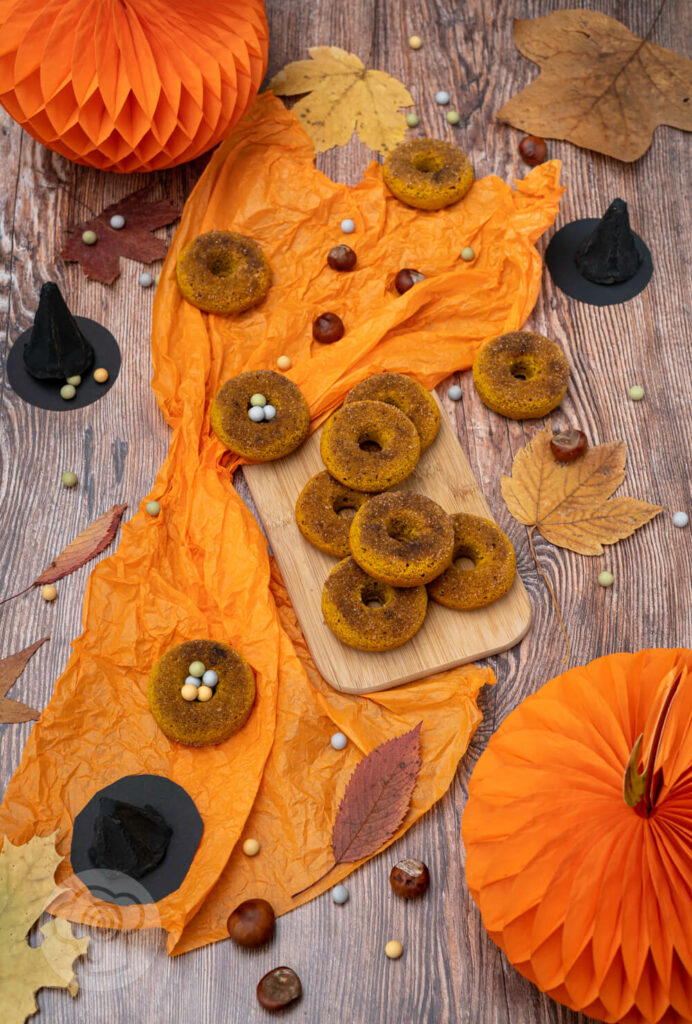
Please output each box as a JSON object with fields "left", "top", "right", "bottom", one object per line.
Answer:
{"left": 60, "top": 186, "right": 181, "bottom": 284}
{"left": 0, "top": 636, "right": 48, "bottom": 724}
{"left": 34, "top": 504, "right": 127, "bottom": 586}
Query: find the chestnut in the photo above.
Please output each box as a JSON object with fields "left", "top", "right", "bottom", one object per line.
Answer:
{"left": 394, "top": 268, "right": 425, "bottom": 294}
{"left": 257, "top": 966, "right": 302, "bottom": 1011}
{"left": 312, "top": 312, "right": 344, "bottom": 344}
{"left": 518, "top": 135, "right": 547, "bottom": 166}
{"left": 327, "top": 245, "right": 357, "bottom": 272}
{"left": 227, "top": 898, "right": 275, "bottom": 948}
{"left": 550, "top": 428, "right": 588, "bottom": 462}
{"left": 389, "top": 858, "right": 430, "bottom": 899}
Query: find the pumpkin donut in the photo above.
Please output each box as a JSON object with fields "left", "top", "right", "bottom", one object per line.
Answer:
{"left": 211, "top": 369, "right": 310, "bottom": 462}
{"left": 148, "top": 640, "right": 255, "bottom": 747}
{"left": 322, "top": 557, "right": 428, "bottom": 652}
{"left": 295, "top": 471, "right": 374, "bottom": 558}
{"left": 176, "top": 230, "right": 271, "bottom": 315}
{"left": 349, "top": 492, "right": 454, "bottom": 587}
{"left": 472, "top": 331, "right": 569, "bottom": 420}
{"left": 383, "top": 139, "right": 474, "bottom": 211}
{"left": 320, "top": 400, "right": 420, "bottom": 492}
{"left": 427, "top": 513, "right": 516, "bottom": 610}
{"left": 345, "top": 373, "right": 440, "bottom": 452}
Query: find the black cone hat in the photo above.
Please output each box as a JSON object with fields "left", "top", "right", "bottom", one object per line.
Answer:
{"left": 574, "top": 199, "right": 642, "bottom": 284}
{"left": 23, "top": 281, "right": 94, "bottom": 379}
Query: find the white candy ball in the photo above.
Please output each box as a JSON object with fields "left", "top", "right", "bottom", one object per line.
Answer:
{"left": 139, "top": 272, "right": 154, "bottom": 288}
{"left": 332, "top": 884, "right": 349, "bottom": 904}
{"left": 248, "top": 406, "right": 265, "bottom": 422}
{"left": 435, "top": 90, "right": 450, "bottom": 105}
{"left": 110, "top": 214, "right": 126, "bottom": 229}
{"left": 448, "top": 385, "right": 462, "bottom": 401}
{"left": 263, "top": 404, "right": 277, "bottom": 421}
{"left": 202, "top": 670, "right": 218, "bottom": 686}
{"left": 331, "top": 732, "right": 348, "bottom": 750}
{"left": 672, "top": 511, "right": 689, "bottom": 528}
{"left": 340, "top": 219, "right": 355, "bottom": 234}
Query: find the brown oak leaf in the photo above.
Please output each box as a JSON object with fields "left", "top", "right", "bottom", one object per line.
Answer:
{"left": 61, "top": 186, "right": 181, "bottom": 284}
{"left": 497, "top": 10, "right": 692, "bottom": 162}
{"left": 293, "top": 723, "right": 422, "bottom": 896}
{"left": 0, "top": 637, "right": 48, "bottom": 724}
{"left": 501, "top": 427, "right": 661, "bottom": 556}
{"left": 270, "top": 46, "right": 413, "bottom": 153}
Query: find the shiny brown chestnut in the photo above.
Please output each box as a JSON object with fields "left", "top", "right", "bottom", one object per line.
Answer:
{"left": 550, "top": 428, "right": 588, "bottom": 462}
{"left": 257, "top": 966, "right": 302, "bottom": 1011}
{"left": 327, "top": 245, "right": 357, "bottom": 272}
{"left": 395, "top": 268, "right": 425, "bottom": 294}
{"left": 227, "top": 898, "right": 275, "bottom": 947}
{"left": 313, "top": 312, "right": 344, "bottom": 344}
{"left": 389, "top": 858, "right": 430, "bottom": 899}
{"left": 518, "top": 135, "right": 547, "bottom": 166}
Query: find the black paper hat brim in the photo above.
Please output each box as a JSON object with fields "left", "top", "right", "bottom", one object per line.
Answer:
{"left": 71, "top": 774, "right": 203, "bottom": 906}
{"left": 545, "top": 218, "right": 653, "bottom": 307}
{"left": 7, "top": 316, "right": 121, "bottom": 411}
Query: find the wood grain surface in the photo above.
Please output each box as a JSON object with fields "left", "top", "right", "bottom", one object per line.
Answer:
{"left": 245, "top": 394, "right": 531, "bottom": 692}
{"left": 1, "top": 1, "right": 690, "bottom": 1022}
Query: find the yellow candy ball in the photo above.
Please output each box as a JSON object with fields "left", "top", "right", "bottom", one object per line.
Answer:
{"left": 93, "top": 367, "right": 109, "bottom": 383}
{"left": 385, "top": 940, "right": 404, "bottom": 959}
{"left": 181, "top": 683, "right": 199, "bottom": 701}
{"left": 243, "top": 838, "right": 260, "bottom": 857}
{"left": 41, "top": 584, "right": 58, "bottom": 602}
{"left": 197, "top": 684, "right": 213, "bottom": 702}
{"left": 408, "top": 35, "right": 422, "bottom": 50}
{"left": 277, "top": 355, "right": 292, "bottom": 371}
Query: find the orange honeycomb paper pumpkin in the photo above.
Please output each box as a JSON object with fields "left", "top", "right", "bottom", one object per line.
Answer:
{"left": 0, "top": 0, "right": 268, "bottom": 172}
{"left": 463, "top": 648, "right": 692, "bottom": 1024}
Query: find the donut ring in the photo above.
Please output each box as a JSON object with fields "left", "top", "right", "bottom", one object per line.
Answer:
{"left": 322, "top": 557, "right": 428, "bottom": 651}
{"left": 211, "top": 369, "right": 310, "bottom": 462}
{"left": 295, "top": 471, "right": 374, "bottom": 558}
{"left": 427, "top": 513, "right": 516, "bottom": 610}
{"left": 148, "top": 640, "right": 255, "bottom": 747}
{"left": 176, "top": 230, "right": 271, "bottom": 315}
{"left": 349, "top": 492, "right": 454, "bottom": 587}
{"left": 383, "top": 139, "right": 474, "bottom": 211}
{"left": 345, "top": 373, "right": 440, "bottom": 452}
{"left": 320, "top": 400, "right": 420, "bottom": 492}
{"left": 472, "top": 331, "right": 570, "bottom": 420}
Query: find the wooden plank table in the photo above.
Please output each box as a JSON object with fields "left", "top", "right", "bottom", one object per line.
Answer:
{"left": 1, "top": 1, "right": 689, "bottom": 1021}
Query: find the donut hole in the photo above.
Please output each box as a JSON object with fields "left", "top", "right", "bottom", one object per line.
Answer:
{"left": 453, "top": 544, "right": 477, "bottom": 571}
{"left": 360, "top": 579, "right": 392, "bottom": 610}
{"left": 509, "top": 358, "right": 536, "bottom": 381}
{"left": 206, "top": 252, "right": 235, "bottom": 277}
{"left": 386, "top": 513, "right": 419, "bottom": 543}
{"left": 358, "top": 432, "right": 382, "bottom": 453}
{"left": 333, "top": 498, "right": 357, "bottom": 522}
{"left": 412, "top": 154, "right": 445, "bottom": 175}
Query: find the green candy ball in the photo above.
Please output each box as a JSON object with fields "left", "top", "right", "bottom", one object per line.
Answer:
{"left": 61, "top": 471, "right": 78, "bottom": 488}
{"left": 461, "top": 246, "right": 475, "bottom": 262}
{"left": 82, "top": 230, "right": 97, "bottom": 246}
{"left": 406, "top": 112, "right": 419, "bottom": 128}
{"left": 146, "top": 500, "right": 161, "bottom": 517}
{"left": 598, "top": 570, "right": 614, "bottom": 588}
{"left": 446, "top": 111, "right": 460, "bottom": 125}
{"left": 628, "top": 385, "right": 644, "bottom": 401}
{"left": 249, "top": 393, "right": 267, "bottom": 407}
{"left": 188, "top": 661, "right": 206, "bottom": 678}
{"left": 60, "top": 384, "right": 77, "bottom": 400}
{"left": 65, "top": 375, "right": 82, "bottom": 386}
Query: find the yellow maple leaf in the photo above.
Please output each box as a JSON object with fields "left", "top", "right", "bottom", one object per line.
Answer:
{"left": 0, "top": 833, "right": 89, "bottom": 1024}
{"left": 269, "top": 46, "right": 413, "bottom": 153}
{"left": 501, "top": 427, "right": 661, "bottom": 556}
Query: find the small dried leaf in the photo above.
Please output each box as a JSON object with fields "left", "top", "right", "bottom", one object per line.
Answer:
{"left": 34, "top": 505, "right": 127, "bottom": 586}
{"left": 270, "top": 46, "right": 413, "bottom": 154}
{"left": 332, "top": 722, "right": 422, "bottom": 864}
{"left": 0, "top": 638, "right": 48, "bottom": 725}
{"left": 623, "top": 734, "right": 646, "bottom": 807}
{"left": 61, "top": 186, "right": 181, "bottom": 284}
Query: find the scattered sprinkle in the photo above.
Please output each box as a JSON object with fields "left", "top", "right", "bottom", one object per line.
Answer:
{"left": 250, "top": 393, "right": 267, "bottom": 407}
{"left": 461, "top": 246, "right": 475, "bottom": 261}
{"left": 248, "top": 406, "right": 265, "bottom": 422}
{"left": 385, "top": 940, "right": 404, "bottom": 959}
{"left": 41, "top": 584, "right": 58, "bottom": 602}
{"left": 263, "top": 404, "right": 277, "bottom": 421}
{"left": 65, "top": 375, "right": 82, "bottom": 386}
{"left": 110, "top": 214, "right": 126, "bottom": 230}
{"left": 672, "top": 511, "right": 689, "bottom": 528}
{"left": 139, "top": 272, "right": 154, "bottom": 288}
{"left": 446, "top": 111, "right": 460, "bottom": 125}
{"left": 406, "top": 112, "right": 420, "bottom": 128}
{"left": 331, "top": 732, "right": 348, "bottom": 750}
{"left": 435, "top": 90, "right": 450, "bottom": 105}
{"left": 277, "top": 355, "right": 292, "bottom": 371}
{"left": 82, "top": 230, "right": 97, "bottom": 246}
{"left": 408, "top": 35, "right": 422, "bottom": 50}
{"left": 598, "top": 570, "right": 614, "bottom": 588}
{"left": 243, "top": 838, "right": 260, "bottom": 857}
{"left": 448, "top": 385, "right": 462, "bottom": 401}
{"left": 146, "top": 500, "right": 161, "bottom": 517}
{"left": 628, "top": 384, "right": 644, "bottom": 401}
{"left": 332, "top": 884, "right": 349, "bottom": 904}
{"left": 61, "top": 471, "right": 78, "bottom": 488}
{"left": 188, "top": 661, "right": 205, "bottom": 678}
{"left": 60, "top": 384, "right": 76, "bottom": 401}
{"left": 340, "top": 219, "right": 355, "bottom": 234}
{"left": 93, "top": 368, "right": 109, "bottom": 383}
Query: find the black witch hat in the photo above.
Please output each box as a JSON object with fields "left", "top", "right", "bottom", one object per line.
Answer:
{"left": 23, "top": 281, "right": 94, "bottom": 379}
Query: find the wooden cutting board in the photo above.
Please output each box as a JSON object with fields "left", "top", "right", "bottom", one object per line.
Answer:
{"left": 244, "top": 394, "right": 531, "bottom": 694}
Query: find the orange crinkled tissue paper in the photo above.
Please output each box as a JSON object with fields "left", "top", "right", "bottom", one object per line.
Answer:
{"left": 0, "top": 91, "right": 563, "bottom": 954}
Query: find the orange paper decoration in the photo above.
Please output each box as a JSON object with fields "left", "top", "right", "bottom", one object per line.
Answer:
{"left": 463, "top": 648, "right": 692, "bottom": 1024}
{"left": 0, "top": 0, "right": 268, "bottom": 172}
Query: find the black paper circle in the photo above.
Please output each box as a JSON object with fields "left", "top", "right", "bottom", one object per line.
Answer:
{"left": 71, "top": 774, "right": 203, "bottom": 905}
{"left": 545, "top": 219, "right": 653, "bottom": 307}
{"left": 6, "top": 316, "right": 121, "bottom": 411}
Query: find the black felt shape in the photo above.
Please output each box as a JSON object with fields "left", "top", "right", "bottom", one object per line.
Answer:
{"left": 71, "top": 775, "right": 203, "bottom": 906}
{"left": 89, "top": 798, "right": 172, "bottom": 880}
{"left": 545, "top": 216, "right": 653, "bottom": 308}
{"left": 7, "top": 315, "right": 121, "bottom": 411}
{"left": 574, "top": 199, "right": 642, "bottom": 285}
{"left": 23, "top": 282, "right": 94, "bottom": 379}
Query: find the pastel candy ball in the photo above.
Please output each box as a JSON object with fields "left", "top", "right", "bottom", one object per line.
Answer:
{"left": 406, "top": 113, "right": 419, "bottom": 128}
{"left": 181, "top": 683, "right": 198, "bottom": 701}
{"left": 598, "top": 571, "right": 614, "bottom": 588}
{"left": 93, "top": 367, "right": 109, "bottom": 383}
{"left": 248, "top": 406, "right": 265, "bottom": 422}
{"left": 197, "top": 685, "right": 213, "bottom": 701}
{"left": 435, "top": 90, "right": 450, "bottom": 105}
{"left": 263, "top": 404, "right": 277, "bottom": 421}
{"left": 277, "top": 355, "right": 292, "bottom": 370}
{"left": 340, "top": 219, "right": 355, "bottom": 234}
{"left": 446, "top": 111, "right": 460, "bottom": 125}
{"left": 65, "top": 375, "right": 82, "bottom": 386}
{"left": 188, "top": 661, "right": 205, "bottom": 677}
{"left": 243, "top": 838, "right": 260, "bottom": 856}
{"left": 672, "top": 511, "right": 689, "bottom": 528}
{"left": 61, "top": 471, "right": 78, "bottom": 487}
{"left": 385, "top": 940, "right": 404, "bottom": 959}
{"left": 41, "top": 584, "right": 57, "bottom": 602}
{"left": 146, "top": 500, "right": 161, "bottom": 517}
{"left": 628, "top": 385, "right": 644, "bottom": 401}
{"left": 185, "top": 675, "right": 201, "bottom": 688}
{"left": 250, "top": 393, "right": 267, "bottom": 407}
{"left": 139, "top": 272, "right": 154, "bottom": 288}
{"left": 408, "top": 35, "right": 422, "bottom": 50}
{"left": 110, "top": 214, "right": 126, "bottom": 229}
{"left": 202, "top": 669, "right": 218, "bottom": 686}
{"left": 60, "top": 384, "right": 76, "bottom": 400}
{"left": 82, "top": 230, "right": 97, "bottom": 245}
{"left": 332, "top": 884, "right": 349, "bottom": 904}
{"left": 461, "top": 247, "right": 475, "bottom": 261}
{"left": 330, "top": 732, "right": 348, "bottom": 750}
{"left": 448, "top": 385, "right": 462, "bottom": 401}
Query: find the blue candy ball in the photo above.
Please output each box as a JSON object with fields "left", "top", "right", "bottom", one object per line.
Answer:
{"left": 248, "top": 406, "right": 265, "bottom": 422}
{"left": 202, "top": 670, "right": 218, "bottom": 686}
{"left": 184, "top": 675, "right": 201, "bottom": 688}
{"left": 263, "top": 404, "right": 277, "bottom": 421}
{"left": 332, "top": 884, "right": 349, "bottom": 904}
{"left": 448, "top": 385, "right": 462, "bottom": 401}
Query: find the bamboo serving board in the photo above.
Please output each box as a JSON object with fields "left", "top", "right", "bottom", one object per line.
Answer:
{"left": 244, "top": 394, "right": 531, "bottom": 694}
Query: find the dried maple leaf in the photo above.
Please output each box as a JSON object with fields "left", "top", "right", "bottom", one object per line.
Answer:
{"left": 0, "top": 832, "right": 89, "bottom": 1024}
{"left": 61, "top": 186, "right": 181, "bottom": 284}
{"left": 0, "top": 637, "right": 48, "bottom": 725}
{"left": 293, "top": 723, "right": 422, "bottom": 896}
{"left": 269, "top": 46, "right": 413, "bottom": 153}
{"left": 0, "top": 505, "right": 127, "bottom": 607}
{"left": 497, "top": 10, "right": 692, "bottom": 162}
